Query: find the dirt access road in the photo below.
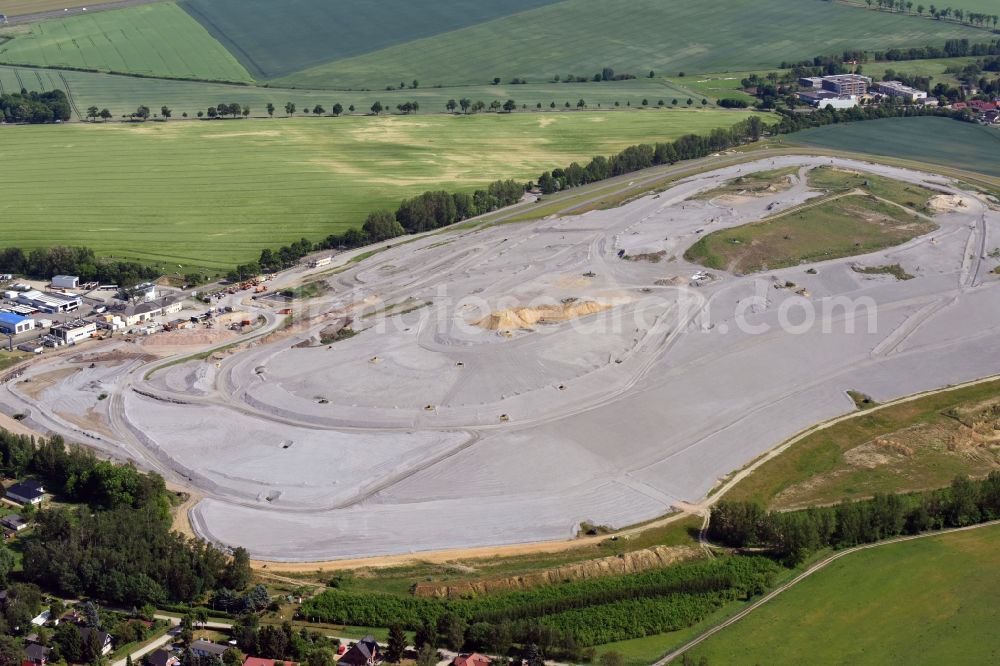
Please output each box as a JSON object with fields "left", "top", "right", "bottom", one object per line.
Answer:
{"left": 3, "top": 0, "right": 164, "bottom": 25}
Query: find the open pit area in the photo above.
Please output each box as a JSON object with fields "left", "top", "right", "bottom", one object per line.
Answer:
{"left": 4, "top": 155, "right": 1000, "bottom": 562}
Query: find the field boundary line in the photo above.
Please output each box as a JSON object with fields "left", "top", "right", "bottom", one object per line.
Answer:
{"left": 653, "top": 519, "right": 1000, "bottom": 664}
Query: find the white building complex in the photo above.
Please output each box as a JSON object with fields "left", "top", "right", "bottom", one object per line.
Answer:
{"left": 874, "top": 80, "right": 929, "bottom": 102}
{"left": 16, "top": 290, "right": 82, "bottom": 313}
{"left": 51, "top": 319, "right": 97, "bottom": 344}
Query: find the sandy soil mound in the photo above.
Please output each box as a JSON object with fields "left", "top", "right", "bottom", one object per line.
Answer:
{"left": 139, "top": 329, "right": 236, "bottom": 352}
{"left": 475, "top": 300, "right": 612, "bottom": 331}
{"left": 413, "top": 545, "right": 702, "bottom": 599}
{"left": 927, "top": 194, "right": 970, "bottom": 214}
{"left": 72, "top": 350, "right": 158, "bottom": 364}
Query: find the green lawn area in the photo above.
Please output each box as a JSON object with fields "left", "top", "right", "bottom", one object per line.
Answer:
{"left": 789, "top": 116, "right": 1000, "bottom": 178}
{"left": 273, "top": 0, "right": 981, "bottom": 89}
{"left": 807, "top": 165, "right": 939, "bottom": 211}
{"left": 0, "top": 351, "right": 31, "bottom": 372}
{"left": 0, "top": 3, "right": 252, "bottom": 82}
{"left": 685, "top": 192, "right": 936, "bottom": 273}
{"left": 687, "top": 524, "right": 1000, "bottom": 665}
{"left": 0, "top": 109, "right": 757, "bottom": 271}
{"left": 725, "top": 378, "right": 1000, "bottom": 509}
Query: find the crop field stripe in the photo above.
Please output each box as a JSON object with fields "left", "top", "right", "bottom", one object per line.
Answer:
{"left": 179, "top": 0, "right": 564, "bottom": 81}
{"left": 271, "top": 0, "right": 983, "bottom": 89}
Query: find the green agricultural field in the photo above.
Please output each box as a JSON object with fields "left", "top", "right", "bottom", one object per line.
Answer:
{"left": 687, "top": 524, "right": 1000, "bottom": 665}
{"left": 0, "top": 3, "right": 251, "bottom": 82}
{"left": 725, "top": 378, "right": 1000, "bottom": 510}
{"left": 272, "top": 0, "right": 982, "bottom": 89}
{"left": 790, "top": 116, "right": 1000, "bottom": 178}
{"left": 0, "top": 65, "right": 704, "bottom": 120}
{"left": 179, "top": 0, "right": 563, "bottom": 81}
{"left": 0, "top": 62, "right": 60, "bottom": 95}
{"left": 685, "top": 193, "right": 936, "bottom": 274}
{"left": 0, "top": 109, "right": 756, "bottom": 271}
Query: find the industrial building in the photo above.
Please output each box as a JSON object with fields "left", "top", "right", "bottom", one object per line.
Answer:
{"left": 874, "top": 80, "right": 928, "bottom": 102}
{"left": 820, "top": 74, "right": 871, "bottom": 96}
{"left": 0, "top": 312, "right": 35, "bottom": 335}
{"left": 799, "top": 74, "right": 871, "bottom": 96}
{"left": 123, "top": 295, "right": 183, "bottom": 326}
{"left": 796, "top": 90, "right": 859, "bottom": 109}
{"left": 51, "top": 275, "right": 80, "bottom": 289}
{"left": 50, "top": 319, "right": 97, "bottom": 345}
{"left": 16, "top": 290, "right": 81, "bottom": 314}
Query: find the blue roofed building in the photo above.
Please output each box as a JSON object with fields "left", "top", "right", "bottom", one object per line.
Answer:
{"left": 0, "top": 312, "right": 34, "bottom": 335}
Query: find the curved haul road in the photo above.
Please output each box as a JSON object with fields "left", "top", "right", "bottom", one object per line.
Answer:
{"left": 4, "top": 155, "right": 1000, "bottom": 562}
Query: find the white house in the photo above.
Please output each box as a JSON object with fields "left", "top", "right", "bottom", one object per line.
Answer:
{"left": 5, "top": 480, "right": 45, "bottom": 505}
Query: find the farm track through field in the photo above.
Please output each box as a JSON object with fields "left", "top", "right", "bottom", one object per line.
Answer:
{"left": 58, "top": 72, "right": 82, "bottom": 119}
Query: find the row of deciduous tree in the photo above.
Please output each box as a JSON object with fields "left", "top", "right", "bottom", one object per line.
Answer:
{"left": 299, "top": 556, "right": 778, "bottom": 651}
{"left": 708, "top": 472, "right": 1000, "bottom": 564}
{"left": 537, "top": 115, "right": 766, "bottom": 194}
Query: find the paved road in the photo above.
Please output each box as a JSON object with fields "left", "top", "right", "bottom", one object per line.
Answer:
{"left": 5, "top": 0, "right": 164, "bottom": 25}
{"left": 145, "top": 615, "right": 467, "bottom": 666}
{"left": 653, "top": 519, "right": 1000, "bottom": 664}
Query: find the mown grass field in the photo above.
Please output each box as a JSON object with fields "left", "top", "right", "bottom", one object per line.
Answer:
{"left": 273, "top": 0, "right": 982, "bottom": 89}
{"left": 0, "top": 109, "right": 756, "bottom": 271}
{"left": 0, "top": 64, "right": 704, "bottom": 120}
{"left": 725, "top": 378, "right": 1000, "bottom": 509}
{"left": 790, "top": 116, "right": 1000, "bottom": 178}
{"left": 0, "top": 3, "right": 251, "bottom": 82}
{"left": 687, "top": 524, "right": 1000, "bottom": 665}
{"left": 179, "top": 0, "right": 562, "bottom": 80}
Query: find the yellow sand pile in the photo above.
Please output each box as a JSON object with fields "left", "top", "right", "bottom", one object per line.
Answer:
{"left": 927, "top": 194, "right": 969, "bottom": 214}
{"left": 475, "top": 300, "right": 612, "bottom": 331}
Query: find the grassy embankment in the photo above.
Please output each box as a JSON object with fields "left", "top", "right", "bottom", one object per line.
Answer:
{"left": 724, "top": 376, "right": 1000, "bottom": 510}
{"left": 684, "top": 188, "right": 937, "bottom": 274}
